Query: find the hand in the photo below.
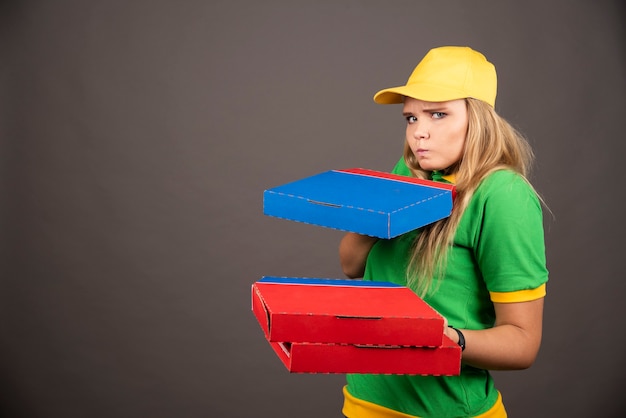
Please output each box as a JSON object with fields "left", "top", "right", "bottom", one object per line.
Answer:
{"left": 444, "top": 323, "right": 461, "bottom": 345}
{"left": 339, "top": 233, "right": 378, "bottom": 278}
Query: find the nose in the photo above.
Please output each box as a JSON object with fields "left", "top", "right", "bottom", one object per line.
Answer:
{"left": 411, "top": 121, "right": 430, "bottom": 141}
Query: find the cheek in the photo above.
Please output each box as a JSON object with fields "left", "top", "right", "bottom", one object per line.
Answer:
{"left": 446, "top": 128, "right": 467, "bottom": 160}
{"left": 452, "top": 125, "right": 468, "bottom": 149}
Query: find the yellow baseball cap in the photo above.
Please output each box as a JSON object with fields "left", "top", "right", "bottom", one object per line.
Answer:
{"left": 373, "top": 46, "right": 497, "bottom": 107}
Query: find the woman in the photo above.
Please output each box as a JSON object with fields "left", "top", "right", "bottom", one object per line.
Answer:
{"left": 339, "top": 46, "right": 548, "bottom": 417}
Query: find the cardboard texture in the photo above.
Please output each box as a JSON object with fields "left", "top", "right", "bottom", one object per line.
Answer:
{"left": 263, "top": 168, "right": 455, "bottom": 238}
{"left": 252, "top": 277, "right": 444, "bottom": 346}
{"left": 251, "top": 277, "right": 461, "bottom": 375}
{"left": 269, "top": 337, "right": 461, "bottom": 375}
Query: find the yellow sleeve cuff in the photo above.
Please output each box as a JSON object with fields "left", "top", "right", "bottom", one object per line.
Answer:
{"left": 490, "top": 283, "right": 546, "bottom": 303}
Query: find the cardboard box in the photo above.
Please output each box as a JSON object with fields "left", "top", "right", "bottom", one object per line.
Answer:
{"left": 252, "top": 277, "right": 445, "bottom": 347}
{"left": 269, "top": 337, "right": 461, "bottom": 375}
{"left": 263, "top": 168, "right": 456, "bottom": 238}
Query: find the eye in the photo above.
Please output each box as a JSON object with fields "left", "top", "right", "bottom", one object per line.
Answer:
{"left": 405, "top": 115, "right": 417, "bottom": 124}
{"left": 432, "top": 112, "right": 447, "bottom": 119}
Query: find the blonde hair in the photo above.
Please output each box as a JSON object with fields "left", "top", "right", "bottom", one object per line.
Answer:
{"left": 404, "top": 98, "right": 535, "bottom": 296}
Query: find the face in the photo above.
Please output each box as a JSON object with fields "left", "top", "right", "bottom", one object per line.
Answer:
{"left": 402, "top": 98, "right": 468, "bottom": 172}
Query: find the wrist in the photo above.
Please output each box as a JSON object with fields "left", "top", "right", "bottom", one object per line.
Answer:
{"left": 448, "top": 326, "right": 466, "bottom": 351}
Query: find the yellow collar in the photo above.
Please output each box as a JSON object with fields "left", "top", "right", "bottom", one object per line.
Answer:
{"left": 442, "top": 173, "right": 456, "bottom": 184}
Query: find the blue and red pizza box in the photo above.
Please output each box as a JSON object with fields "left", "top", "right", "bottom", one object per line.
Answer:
{"left": 251, "top": 277, "right": 445, "bottom": 347}
{"left": 263, "top": 168, "right": 456, "bottom": 238}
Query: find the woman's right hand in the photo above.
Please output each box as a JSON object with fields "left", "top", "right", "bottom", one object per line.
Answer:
{"left": 338, "top": 233, "right": 379, "bottom": 278}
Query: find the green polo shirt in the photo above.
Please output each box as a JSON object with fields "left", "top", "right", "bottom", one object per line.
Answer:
{"left": 344, "top": 159, "right": 549, "bottom": 417}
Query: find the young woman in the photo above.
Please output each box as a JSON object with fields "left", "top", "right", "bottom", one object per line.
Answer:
{"left": 339, "top": 46, "right": 548, "bottom": 417}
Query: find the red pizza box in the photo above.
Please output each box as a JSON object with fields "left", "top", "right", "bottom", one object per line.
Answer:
{"left": 269, "top": 336, "right": 461, "bottom": 375}
{"left": 263, "top": 168, "right": 456, "bottom": 239}
{"left": 252, "top": 277, "right": 445, "bottom": 347}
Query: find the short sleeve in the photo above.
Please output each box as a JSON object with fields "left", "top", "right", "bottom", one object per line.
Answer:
{"left": 472, "top": 171, "right": 549, "bottom": 298}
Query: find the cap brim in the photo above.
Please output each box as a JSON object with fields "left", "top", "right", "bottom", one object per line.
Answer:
{"left": 373, "top": 87, "right": 407, "bottom": 104}
{"left": 373, "top": 84, "right": 471, "bottom": 105}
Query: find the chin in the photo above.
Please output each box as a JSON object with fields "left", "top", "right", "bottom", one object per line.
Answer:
{"left": 419, "top": 164, "right": 441, "bottom": 172}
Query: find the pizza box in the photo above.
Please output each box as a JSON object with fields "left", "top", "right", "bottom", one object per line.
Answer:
{"left": 252, "top": 277, "right": 445, "bottom": 347}
{"left": 263, "top": 168, "right": 456, "bottom": 239}
{"left": 268, "top": 337, "right": 461, "bottom": 375}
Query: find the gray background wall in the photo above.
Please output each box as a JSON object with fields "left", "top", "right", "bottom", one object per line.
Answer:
{"left": 1, "top": 1, "right": 625, "bottom": 417}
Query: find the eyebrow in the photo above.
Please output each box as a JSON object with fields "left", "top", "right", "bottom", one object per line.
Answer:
{"left": 403, "top": 106, "right": 449, "bottom": 116}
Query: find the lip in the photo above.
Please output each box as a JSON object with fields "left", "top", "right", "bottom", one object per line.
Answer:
{"left": 416, "top": 148, "right": 428, "bottom": 156}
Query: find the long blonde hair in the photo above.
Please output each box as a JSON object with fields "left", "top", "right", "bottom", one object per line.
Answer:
{"left": 404, "top": 98, "right": 535, "bottom": 296}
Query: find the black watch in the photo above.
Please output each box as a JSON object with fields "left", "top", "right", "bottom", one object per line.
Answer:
{"left": 448, "top": 326, "right": 466, "bottom": 351}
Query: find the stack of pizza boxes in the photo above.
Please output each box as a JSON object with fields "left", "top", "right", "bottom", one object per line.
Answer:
{"left": 252, "top": 168, "right": 461, "bottom": 375}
